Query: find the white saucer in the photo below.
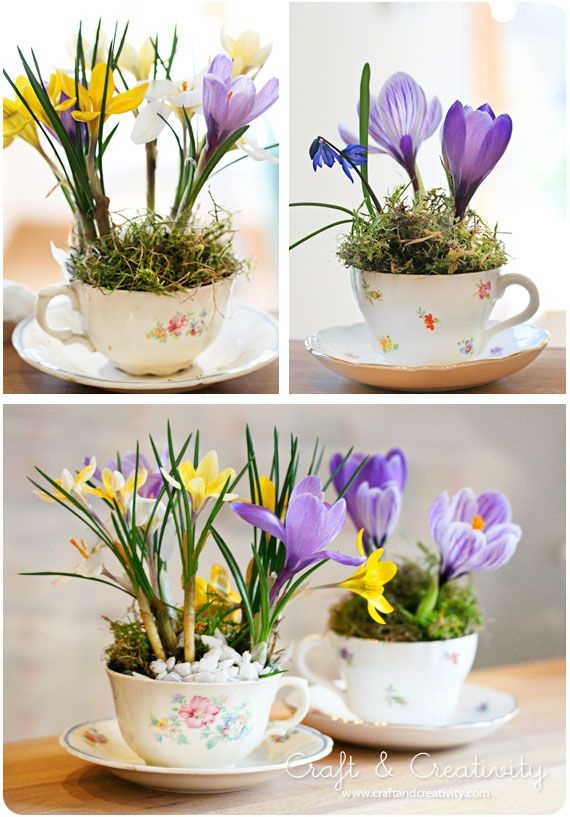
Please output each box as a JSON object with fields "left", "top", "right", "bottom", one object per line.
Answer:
{"left": 59, "top": 718, "right": 332, "bottom": 793}
{"left": 298, "top": 684, "right": 518, "bottom": 750}
{"left": 305, "top": 321, "right": 550, "bottom": 392}
{"left": 13, "top": 300, "right": 278, "bottom": 392}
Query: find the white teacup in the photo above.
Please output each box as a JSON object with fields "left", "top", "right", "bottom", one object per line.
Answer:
{"left": 107, "top": 668, "right": 310, "bottom": 769}
{"left": 296, "top": 631, "right": 478, "bottom": 726}
{"left": 351, "top": 267, "right": 539, "bottom": 366}
{"left": 36, "top": 278, "right": 234, "bottom": 376}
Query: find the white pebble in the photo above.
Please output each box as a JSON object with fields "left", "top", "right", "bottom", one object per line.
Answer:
{"left": 193, "top": 671, "right": 216, "bottom": 683}
{"left": 198, "top": 648, "right": 222, "bottom": 671}
{"left": 238, "top": 661, "right": 259, "bottom": 681}
{"left": 221, "top": 645, "right": 241, "bottom": 661}
{"left": 201, "top": 635, "right": 223, "bottom": 649}
{"left": 174, "top": 662, "right": 192, "bottom": 677}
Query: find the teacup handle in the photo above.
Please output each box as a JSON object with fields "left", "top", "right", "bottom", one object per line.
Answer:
{"left": 36, "top": 284, "right": 96, "bottom": 351}
{"left": 482, "top": 273, "right": 540, "bottom": 349}
{"left": 262, "top": 675, "right": 310, "bottom": 739}
{"left": 295, "top": 635, "right": 346, "bottom": 699}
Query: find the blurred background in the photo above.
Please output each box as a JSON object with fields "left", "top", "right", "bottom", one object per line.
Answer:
{"left": 4, "top": 403, "right": 565, "bottom": 740}
{"left": 290, "top": 1, "right": 566, "bottom": 343}
{"left": 2, "top": 0, "right": 279, "bottom": 312}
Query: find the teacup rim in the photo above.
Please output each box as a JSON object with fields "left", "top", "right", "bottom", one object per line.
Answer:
{"left": 350, "top": 266, "right": 503, "bottom": 280}
{"left": 69, "top": 276, "right": 235, "bottom": 297}
{"left": 105, "top": 664, "right": 287, "bottom": 688}
{"left": 325, "top": 630, "right": 479, "bottom": 647}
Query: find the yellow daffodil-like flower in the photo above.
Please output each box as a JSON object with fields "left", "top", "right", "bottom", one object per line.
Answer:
{"left": 162, "top": 450, "right": 237, "bottom": 515}
{"left": 3, "top": 77, "right": 41, "bottom": 149}
{"left": 221, "top": 29, "right": 272, "bottom": 77}
{"left": 195, "top": 564, "right": 241, "bottom": 623}
{"left": 118, "top": 39, "right": 155, "bottom": 81}
{"left": 9, "top": 73, "right": 76, "bottom": 138}
{"left": 86, "top": 467, "right": 148, "bottom": 510}
{"left": 37, "top": 457, "right": 97, "bottom": 503}
{"left": 57, "top": 64, "right": 148, "bottom": 137}
{"left": 337, "top": 530, "right": 398, "bottom": 624}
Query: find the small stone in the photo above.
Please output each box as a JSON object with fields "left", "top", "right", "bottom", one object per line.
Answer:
{"left": 198, "top": 648, "right": 222, "bottom": 672}
{"left": 218, "top": 658, "right": 235, "bottom": 672}
{"left": 165, "top": 656, "right": 176, "bottom": 671}
{"left": 131, "top": 672, "right": 153, "bottom": 681}
{"left": 193, "top": 671, "right": 216, "bottom": 683}
{"left": 237, "top": 661, "right": 258, "bottom": 681}
{"left": 201, "top": 634, "right": 223, "bottom": 649}
{"left": 157, "top": 671, "right": 183, "bottom": 682}
{"left": 220, "top": 645, "right": 241, "bottom": 662}
{"left": 226, "top": 666, "right": 239, "bottom": 679}
{"left": 174, "top": 662, "right": 192, "bottom": 677}
{"left": 149, "top": 659, "right": 167, "bottom": 676}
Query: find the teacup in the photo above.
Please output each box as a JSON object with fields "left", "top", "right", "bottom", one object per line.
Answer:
{"left": 107, "top": 667, "right": 310, "bottom": 769}
{"left": 350, "top": 267, "right": 539, "bottom": 366}
{"left": 295, "top": 631, "right": 478, "bottom": 726}
{"left": 36, "top": 278, "right": 234, "bottom": 376}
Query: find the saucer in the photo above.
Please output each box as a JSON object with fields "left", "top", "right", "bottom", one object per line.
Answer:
{"left": 59, "top": 718, "right": 333, "bottom": 793}
{"left": 298, "top": 684, "right": 518, "bottom": 750}
{"left": 305, "top": 321, "right": 550, "bottom": 392}
{"left": 13, "top": 300, "right": 278, "bottom": 392}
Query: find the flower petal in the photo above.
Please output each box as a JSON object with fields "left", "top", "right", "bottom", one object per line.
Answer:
{"left": 231, "top": 501, "right": 286, "bottom": 542}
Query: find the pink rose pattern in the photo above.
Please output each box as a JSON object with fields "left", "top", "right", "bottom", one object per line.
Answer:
{"left": 150, "top": 693, "right": 252, "bottom": 749}
{"left": 146, "top": 309, "right": 209, "bottom": 343}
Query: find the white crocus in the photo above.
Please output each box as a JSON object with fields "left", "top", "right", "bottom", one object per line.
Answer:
{"left": 131, "top": 73, "right": 205, "bottom": 145}
{"left": 221, "top": 29, "right": 272, "bottom": 77}
{"left": 118, "top": 39, "right": 155, "bottom": 81}
{"left": 67, "top": 33, "right": 108, "bottom": 66}
{"left": 237, "top": 133, "right": 278, "bottom": 163}
{"left": 37, "top": 457, "right": 97, "bottom": 503}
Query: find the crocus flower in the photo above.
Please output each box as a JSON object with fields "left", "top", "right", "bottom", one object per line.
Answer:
{"left": 232, "top": 475, "right": 363, "bottom": 601}
{"left": 337, "top": 530, "right": 398, "bottom": 623}
{"left": 118, "top": 38, "right": 155, "bottom": 81}
{"left": 3, "top": 77, "right": 40, "bottom": 149}
{"left": 309, "top": 136, "right": 367, "bottom": 182}
{"left": 429, "top": 487, "right": 521, "bottom": 583}
{"left": 65, "top": 64, "right": 148, "bottom": 138}
{"left": 339, "top": 71, "right": 441, "bottom": 192}
{"left": 330, "top": 449, "right": 407, "bottom": 554}
{"left": 161, "top": 450, "right": 237, "bottom": 516}
{"left": 221, "top": 29, "right": 272, "bottom": 77}
{"left": 131, "top": 73, "right": 204, "bottom": 145}
{"left": 441, "top": 100, "right": 513, "bottom": 218}
{"left": 201, "top": 54, "right": 278, "bottom": 159}
{"left": 37, "top": 457, "right": 97, "bottom": 503}
{"left": 195, "top": 564, "right": 241, "bottom": 623}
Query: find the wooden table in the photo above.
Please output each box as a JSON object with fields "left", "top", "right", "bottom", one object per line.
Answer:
{"left": 3, "top": 343, "right": 279, "bottom": 394}
{"left": 290, "top": 342, "right": 566, "bottom": 394}
{"left": 4, "top": 658, "right": 564, "bottom": 814}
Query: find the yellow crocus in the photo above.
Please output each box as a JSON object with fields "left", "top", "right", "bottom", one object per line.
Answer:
{"left": 337, "top": 530, "right": 398, "bottom": 624}
{"left": 221, "top": 29, "right": 272, "bottom": 77}
{"left": 254, "top": 475, "right": 277, "bottom": 512}
{"left": 163, "top": 450, "right": 237, "bottom": 515}
{"left": 87, "top": 466, "right": 148, "bottom": 508}
{"left": 3, "top": 79, "right": 41, "bottom": 149}
{"left": 17, "top": 73, "right": 77, "bottom": 133}
{"left": 118, "top": 39, "right": 155, "bottom": 81}
{"left": 37, "top": 458, "right": 97, "bottom": 503}
{"left": 60, "top": 64, "right": 148, "bottom": 136}
{"left": 195, "top": 564, "right": 241, "bottom": 623}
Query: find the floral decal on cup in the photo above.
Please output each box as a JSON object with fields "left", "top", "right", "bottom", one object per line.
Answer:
{"left": 146, "top": 309, "right": 209, "bottom": 343}
{"left": 444, "top": 650, "right": 459, "bottom": 665}
{"left": 476, "top": 279, "right": 492, "bottom": 301}
{"left": 378, "top": 335, "right": 399, "bottom": 353}
{"left": 489, "top": 346, "right": 503, "bottom": 356}
{"left": 150, "top": 693, "right": 252, "bottom": 749}
{"left": 384, "top": 684, "right": 407, "bottom": 707}
{"left": 458, "top": 337, "right": 474, "bottom": 355}
{"left": 339, "top": 646, "right": 354, "bottom": 666}
{"left": 363, "top": 279, "right": 383, "bottom": 304}
{"left": 417, "top": 307, "right": 441, "bottom": 331}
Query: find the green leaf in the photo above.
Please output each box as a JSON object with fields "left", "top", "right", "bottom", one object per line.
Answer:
{"left": 19, "top": 571, "right": 134, "bottom": 595}
{"left": 359, "top": 62, "right": 374, "bottom": 216}
{"left": 290, "top": 201, "right": 354, "bottom": 217}
{"left": 289, "top": 219, "right": 353, "bottom": 251}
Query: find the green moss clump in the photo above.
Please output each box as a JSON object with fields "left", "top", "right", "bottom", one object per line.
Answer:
{"left": 329, "top": 558, "right": 483, "bottom": 642}
{"left": 337, "top": 188, "right": 507, "bottom": 275}
{"left": 69, "top": 211, "right": 247, "bottom": 294}
{"left": 104, "top": 615, "right": 155, "bottom": 675}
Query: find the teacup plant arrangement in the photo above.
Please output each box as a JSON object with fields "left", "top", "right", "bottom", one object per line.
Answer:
{"left": 26, "top": 425, "right": 397, "bottom": 769}
{"left": 291, "top": 66, "right": 539, "bottom": 366}
{"left": 4, "top": 22, "right": 278, "bottom": 375}
{"left": 296, "top": 447, "right": 522, "bottom": 726}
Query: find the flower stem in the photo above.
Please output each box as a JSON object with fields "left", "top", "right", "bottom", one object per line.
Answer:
{"left": 183, "top": 575, "right": 196, "bottom": 662}
{"left": 137, "top": 591, "right": 166, "bottom": 660}
{"left": 146, "top": 141, "right": 158, "bottom": 212}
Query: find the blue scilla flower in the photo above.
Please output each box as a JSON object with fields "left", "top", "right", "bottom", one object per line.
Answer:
{"left": 309, "top": 136, "right": 367, "bottom": 182}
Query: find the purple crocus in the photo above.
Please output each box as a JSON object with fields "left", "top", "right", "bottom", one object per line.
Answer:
{"left": 339, "top": 72, "right": 441, "bottom": 193}
{"left": 329, "top": 450, "right": 407, "bottom": 555}
{"left": 429, "top": 487, "right": 521, "bottom": 583}
{"left": 202, "top": 54, "right": 278, "bottom": 159}
{"left": 232, "top": 475, "right": 363, "bottom": 601}
{"left": 310, "top": 137, "right": 367, "bottom": 182}
{"left": 441, "top": 101, "right": 513, "bottom": 219}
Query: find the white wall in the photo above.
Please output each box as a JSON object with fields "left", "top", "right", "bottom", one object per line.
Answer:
{"left": 4, "top": 403, "right": 565, "bottom": 739}
{"left": 289, "top": 2, "right": 566, "bottom": 338}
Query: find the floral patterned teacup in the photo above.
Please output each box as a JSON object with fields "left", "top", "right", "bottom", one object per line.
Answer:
{"left": 107, "top": 667, "right": 310, "bottom": 768}
{"left": 295, "top": 631, "right": 478, "bottom": 726}
{"left": 36, "top": 278, "right": 234, "bottom": 376}
{"left": 351, "top": 267, "right": 539, "bottom": 366}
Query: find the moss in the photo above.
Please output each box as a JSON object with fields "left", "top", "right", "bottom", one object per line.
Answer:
{"left": 104, "top": 615, "right": 155, "bottom": 675}
{"left": 337, "top": 187, "right": 507, "bottom": 275}
{"left": 69, "top": 210, "right": 248, "bottom": 294}
{"left": 329, "top": 558, "right": 483, "bottom": 642}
